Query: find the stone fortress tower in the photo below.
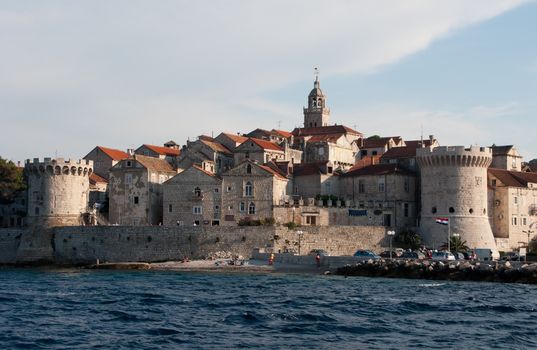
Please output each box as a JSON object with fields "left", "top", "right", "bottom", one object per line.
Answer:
{"left": 25, "top": 158, "right": 93, "bottom": 227}
{"left": 416, "top": 146, "right": 499, "bottom": 257}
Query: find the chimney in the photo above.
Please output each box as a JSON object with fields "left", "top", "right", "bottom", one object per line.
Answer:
{"left": 127, "top": 149, "right": 134, "bottom": 156}
{"left": 429, "top": 135, "right": 434, "bottom": 144}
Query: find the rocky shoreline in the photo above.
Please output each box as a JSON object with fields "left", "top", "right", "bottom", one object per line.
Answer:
{"left": 336, "top": 259, "right": 537, "bottom": 284}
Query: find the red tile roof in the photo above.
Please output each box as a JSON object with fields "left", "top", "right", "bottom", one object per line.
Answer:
{"left": 343, "top": 164, "right": 413, "bottom": 177}
{"left": 361, "top": 137, "right": 397, "bottom": 149}
{"left": 258, "top": 164, "right": 287, "bottom": 180}
{"left": 89, "top": 172, "right": 108, "bottom": 184}
{"left": 490, "top": 145, "right": 515, "bottom": 156}
{"left": 349, "top": 156, "right": 381, "bottom": 171}
{"left": 293, "top": 161, "right": 330, "bottom": 176}
{"left": 272, "top": 129, "right": 293, "bottom": 138}
{"left": 381, "top": 140, "right": 436, "bottom": 159}
{"left": 488, "top": 168, "right": 537, "bottom": 188}
{"left": 306, "top": 134, "right": 344, "bottom": 143}
{"left": 292, "top": 125, "right": 362, "bottom": 137}
{"left": 141, "top": 144, "right": 181, "bottom": 157}
{"left": 242, "top": 138, "right": 283, "bottom": 152}
{"left": 221, "top": 132, "right": 249, "bottom": 144}
{"left": 96, "top": 146, "right": 129, "bottom": 161}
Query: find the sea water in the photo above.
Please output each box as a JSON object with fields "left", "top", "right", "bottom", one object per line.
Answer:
{"left": 0, "top": 268, "right": 536, "bottom": 349}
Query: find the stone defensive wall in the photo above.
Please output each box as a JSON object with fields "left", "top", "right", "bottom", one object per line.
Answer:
{"left": 416, "top": 146, "right": 498, "bottom": 255}
{"left": 0, "top": 225, "right": 387, "bottom": 265}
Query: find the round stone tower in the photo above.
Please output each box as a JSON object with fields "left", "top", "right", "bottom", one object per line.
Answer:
{"left": 416, "top": 146, "right": 498, "bottom": 256}
{"left": 25, "top": 158, "right": 93, "bottom": 227}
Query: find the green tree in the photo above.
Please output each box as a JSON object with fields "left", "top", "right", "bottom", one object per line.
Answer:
{"left": 394, "top": 228, "right": 422, "bottom": 250}
{"left": 440, "top": 236, "right": 470, "bottom": 252}
{"left": 0, "top": 157, "right": 25, "bottom": 202}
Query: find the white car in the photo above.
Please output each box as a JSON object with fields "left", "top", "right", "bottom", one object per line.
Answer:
{"left": 432, "top": 251, "right": 456, "bottom": 261}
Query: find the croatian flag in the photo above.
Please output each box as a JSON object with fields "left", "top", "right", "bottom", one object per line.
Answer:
{"left": 436, "top": 217, "right": 449, "bottom": 225}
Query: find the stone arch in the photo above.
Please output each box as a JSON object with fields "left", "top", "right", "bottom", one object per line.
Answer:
{"left": 78, "top": 167, "right": 83, "bottom": 175}
{"left": 46, "top": 165, "right": 53, "bottom": 174}
{"left": 62, "top": 166, "right": 69, "bottom": 175}
{"left": 39, "top": 165, "right": 45, "bottom": 173}
{"left": 54, "top": 166, "right": 61, "bottom": 175}
{"left": 70, "top": 166, "right": 77, "bottom": 175}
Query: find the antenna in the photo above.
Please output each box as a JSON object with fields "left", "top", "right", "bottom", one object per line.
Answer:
{"left": 314, "top": 67, "right": 319, "bottom": 81}
{"left": 420, "top": 123, "right": 424, "bottom": 147}
{"left": 277, "top": 120, "right": 281, "bottom": 129}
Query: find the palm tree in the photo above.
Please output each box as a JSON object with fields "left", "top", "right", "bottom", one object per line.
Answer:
{"left": 395, "top": 229, "right": 422, "bottom": 250}
{"left": 440, "top": 236, "right": 470, "bottom": 252}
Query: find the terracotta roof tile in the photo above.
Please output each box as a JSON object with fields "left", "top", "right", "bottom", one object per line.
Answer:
{"left": 192, "top": 164, "right": 220, "bottom": 178}
{"left": 221, "top": 132, "right": 249, "bottom": 144}
{"left": 349, "top": 156, "right": 381, "bottom": 171}
{"left": 381, "top": 140, "right": 435, "bottom": 159}
{"left": 361, "top": 137, "right": 396, "bottom": 148}
{"left": 258, "top": 164, "right": 287, "bottom": 180}
{"left": 293, "top": 161, "right": 330, "bottom": 176}
{"left": 242, "top": 138, "right": 283, "bottom": 152}
{"left": 89, "top": 172, "right": 108, "bottom": 184}
{"left": 141, "top": 144, "right": 180, "bottom": 157}
{"left": 272, "top": 129, "right": 293, "bottom": 138}
{"left": 489, "top": 168, "right": 537, "bottom": 188}
{"left": 490, "top": 145, "right": 514, "bottom": 156}
{"left": 96, "top": 146, "right": 129, "bottom": 161}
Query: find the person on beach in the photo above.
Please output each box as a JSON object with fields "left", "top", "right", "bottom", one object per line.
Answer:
{"left": 269, "top": 253, "right": 275, "bottom": 265}
{"left": 315, "top": 254, "right": 321, "bottom": 267}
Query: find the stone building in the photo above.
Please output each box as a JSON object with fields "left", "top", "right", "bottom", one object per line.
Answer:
{"left": 488, "top": 168, "right": 537, "bottom": 251}
{"left": 83, "top": 146, "right": 129, "bottom": 180}
{"left": 109, "top": 155, "right": 176, "bottom": 225}
{"left": 340, "top": 164, "right": 417, "bottom": 229}
{"left": 490, "top": 145, "right": 523, "bottom": 172}
{"left": 25, "top": 158, "right": 93, "bottom": 227}
{"left": 0, "top": 191, "right": 27, "bottom": 228}
{"left": 380, "top": 136, "right": 439, "bottom": 172}
{"left": 88, "top": 172, "right": 108, "bottom": 206}
{"left": 176, "top": 135, "right": 234, "bottom": 174}
{"left": 214, "top": 132, "right": 248, "bottom": 152}
{"left": 292, "top": 161, "right": 339, "bottom": 199}
{"left": 233, "top": 138, "right": 286, "bottom": 164}
{"left": 221, "top": 160, "right": 289, "bottom": 226}
{"left": 416, "top": 146, "right": 498, "bottom": 257}
{"left": 245, "top": 128, "right": 293, "bottom": 143}
{"left": 163, "top": 163, "right": 222, "bottom": 227}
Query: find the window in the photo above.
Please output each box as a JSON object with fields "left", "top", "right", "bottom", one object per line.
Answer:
{"left": 246, "top": 164, "right": 252, "bottom": 174}
{"left": 432, "top": 207, "right": 437, "bottom": 214}
{"left": 512, "top": 158, "right": 517, "bottom": 168}
{"left": 523, "top": 217, "right": 527, "bottom": 226}
{"left": 512, "top": 216, "right": 517, "bottom": 226}
{"left": 126, "top": 161, "right": 132, "bottom": 167}
{"left": 125, "top": 173, "right": 132, "bottom": 185}
{"left": 215, "top": 205, "right": 220, "bottom": 212}
{"left": 404, "top": 203, "right": 409, "bottom": 217}
{"left": 327, "top": 167, "right": 333, "bottom": 174}
{"left": 372, "top": 151, "right": 378, "bottom": 156}
{"left": 193, "top": 206, "right": 202, "bottom": 215}
{"left": 358, "top": 180, "right": 365, "bottom": 193}
{"left": 228, "top": 205, "right": 233, "bottom": 210}
{"left": 514, "top": 197, "right": 518, "bottom": 204}
{"left": 378, "top": 178, "right": 385, "bottom": 193}
{"left": 245, "top": 182, "right": 253, "bottom": 197}
{"left": 361, "top": 150, "right": 367, "bottom": 156}
{"left": 491, "top": 179, "right": 497, "bottom": 187}
{"left": 245, "top": 151, "right": 250, "bottom": 159}
{"left": 194, "top": 187, "right": 201, "bottom": 197}
{"left": 227, "top": 186, "right": 232, "bottom": 192}
{"left": 193, "top": 220, "right": 200, "bottom": 226}
{"left": 248, "top": 202, "right": 256, "bottom": 215}
{"left": 449, "top": 207, "right": 455, "bottom": 213}
{"left": 239, "top": 202, "right": 245, "bottom": 212}
{"left": 134, "top": 196, "right": 139, "bottom": 204}
{"left": 214, "top": 188, "right": 219, "bottom": 193}
{"left": 168, "top": 204, "right": 173, "bottom": 213}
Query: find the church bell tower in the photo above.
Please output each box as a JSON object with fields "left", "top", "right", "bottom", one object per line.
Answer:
{"left": 303, "top": 68, "right": 330, "bottom": 128}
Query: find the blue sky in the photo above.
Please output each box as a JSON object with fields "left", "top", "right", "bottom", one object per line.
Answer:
{"left": 1, "top": 0, "right": 536, "bottom": 161}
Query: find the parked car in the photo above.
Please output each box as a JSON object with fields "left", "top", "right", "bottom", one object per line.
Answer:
{"left": 309, "top": 249, "right": 329, "bottom": 256}
{"left": 353, "top": 250, "right": 381, "bottom": 260}
{"left": 501, "top": 252, "right": 520, "bottom": 261}
{"left": 379, "top": 250, "right": 399, "bottom": 258}
{"left": 453, "top": 252, "right": 466, "bottom": 260}
{"left": 400, "top": 251, "right": 425, "bottom": 260}
{"left": 432, "top": 251, "right": 456, "bottom": 261}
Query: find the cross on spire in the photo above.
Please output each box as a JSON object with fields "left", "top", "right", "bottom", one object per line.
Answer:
{"left": 314, "top": 67, "right": 319, "bottom": 82}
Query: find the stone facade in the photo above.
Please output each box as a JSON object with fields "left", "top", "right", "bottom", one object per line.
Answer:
{"left": 221, "top": 160, "right": 289, "bottom": 225}
{"left": 233, "top": 138, "right": 286, "bottom": 165}
{"left": 176, "top": 136, "right": 234, "bottom": 175}
{"left": 25, "top": 158, "right": 93, "bottom": 227}
{"left": 488, "top": 168, "right": 537, "bottom": 250}
{"left": 417, "top": 146, "right": 498, "bottom": 256}
{"left": 109, "top": 155, "right": 176, "bottom": 225}
{"left": 491, "top": 145, "right": 522, "bottom": 172}
{"left": 83, "top": 146, "right": 128, "bottom": 180}
{"left": 163, "top": 165, "right": 222, "bottom": 227}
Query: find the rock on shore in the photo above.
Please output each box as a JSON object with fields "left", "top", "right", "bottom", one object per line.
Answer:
{"left": 336, "top": 259, "right": 537, "bottom": 284}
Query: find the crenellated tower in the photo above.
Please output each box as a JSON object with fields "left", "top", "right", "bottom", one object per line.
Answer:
{"left": 416, "top": 145, "right": 498, "bottom": 257}
{"left": 25, "top": 158, "right": 93, "bottom": 227}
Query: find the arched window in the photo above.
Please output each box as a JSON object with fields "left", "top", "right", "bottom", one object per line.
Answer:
{"left": 246, "top": 164, "right": 252, "bottom": 174}
{"left": 245, "top": 151, "right": 250, "bottom": 159}
{"left": 248, "top": 202, "right": 256, "bottom": 215}
{"left": 245, "top": 182, "right": 253, "bottom": 197}
{"left": 194, "top": 187, "right": 201, "bottom": 197}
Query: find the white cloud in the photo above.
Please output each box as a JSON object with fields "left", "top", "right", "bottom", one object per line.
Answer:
{"left": 0, "top": 0, "right": 530, "bottom": 160}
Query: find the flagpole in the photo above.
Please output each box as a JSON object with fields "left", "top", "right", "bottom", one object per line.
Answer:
{"left": 447, "top": 216, "right": 451, "bottom": 252}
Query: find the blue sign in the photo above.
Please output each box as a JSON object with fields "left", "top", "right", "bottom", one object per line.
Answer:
{"left": 348, "top": 209, "right": 367, "bottom": 217}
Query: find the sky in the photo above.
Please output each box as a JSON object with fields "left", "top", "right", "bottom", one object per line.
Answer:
{"left": 1, "top": 0, "right": 536, "bottom": 162}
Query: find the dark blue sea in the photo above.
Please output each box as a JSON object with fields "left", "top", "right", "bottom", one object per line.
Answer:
{"left": 1, "top": 269, "right": 536, "bottom": 349}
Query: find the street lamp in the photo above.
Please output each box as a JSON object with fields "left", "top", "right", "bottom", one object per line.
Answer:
{"left": 523, "top": 229, "right": 534, "bottom": 248}
{"left": 296, "top": 230, "right": 304, "bottom": 255}
{"left": 387, "top": 230, "right": 395, "bottom": 259}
